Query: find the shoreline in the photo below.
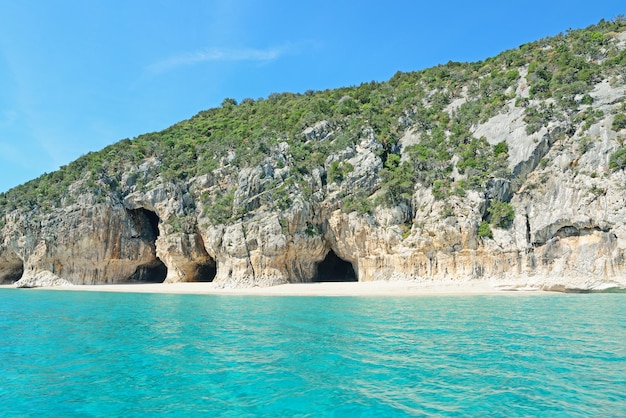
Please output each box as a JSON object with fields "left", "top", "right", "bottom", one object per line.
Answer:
{"left": 0, "top": 280, "right": 559, "bottom": 297}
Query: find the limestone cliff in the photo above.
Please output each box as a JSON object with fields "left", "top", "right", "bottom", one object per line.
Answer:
{"left": 2, "top": 19, "right": 626, "bottom": 291}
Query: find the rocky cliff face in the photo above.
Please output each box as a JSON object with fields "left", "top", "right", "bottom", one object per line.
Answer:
{"left": 2, "top": 21, "right": 626, "bottom": 291}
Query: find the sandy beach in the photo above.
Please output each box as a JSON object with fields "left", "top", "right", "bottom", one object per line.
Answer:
{"left": 0, "top": 280, "right": 551, "bottom": 296}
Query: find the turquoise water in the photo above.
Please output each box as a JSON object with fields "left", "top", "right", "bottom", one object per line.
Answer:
{"left": 0, "top": 290, "right": 625, "bottom": 417}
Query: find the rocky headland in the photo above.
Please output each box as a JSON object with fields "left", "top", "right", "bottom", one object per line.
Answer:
{"left": 2, "top": 19, "right": 626, "bottom": 292}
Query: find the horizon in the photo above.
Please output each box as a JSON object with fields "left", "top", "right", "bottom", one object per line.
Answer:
{"left": 0, "top": 1, "right": 624, "bottom": 192}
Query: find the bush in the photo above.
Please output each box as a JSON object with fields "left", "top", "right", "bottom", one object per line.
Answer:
{"left": 580, "top": 94, "right": 594, "bottom": 105}
{"left": 327, "top": 161, "right": 342, "bottom": 184}
{"left": 204, "top": 191, "right": 234, "bottom": 224}
{"left": 493, "top": 141, "right": 508, "bottom": 156}
{"left": 478, "top": 221, "right": 493, "bottom": 239}
{"left": 609, "top": 147, "right": 626, "bottom": 170}
{"left": 342, "top": 193, "right": 373, "bottom": 215}
{"left": 432, "top": 179, "right": 450, "bottom": 199}
{"left": 327, "top": 161, "right": 354, "bottom": 184}
{"left": 336, "top": 97, "right": 360, "bottom": 116}
{"left": 612, "top": 114, "right": 626, "bottom": 131}
{"left": 380, "top": 154, "right": 416, "bottom": 206}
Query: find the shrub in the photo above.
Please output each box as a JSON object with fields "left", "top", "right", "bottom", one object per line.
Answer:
{"left": 336, "top": 97, "right": 360, "bottom": 116}
{"left": 327, "top": 161, "right": 342, "bottom": 184}
{"left": 493, "top": 141, "right": 508, "bottom": 156}
{"left": 612, "top": 114, "right": 626, "bottom": 131}
{"left": 453, "top": 185, "right": 466, "bottom": 197}
{"left": 578, "top": 136, "right": 592, "bottom": 154}
{"left": 609, "top": 147, "right": 626, "bottom": 170}
{"left": 327, "top": 161, "right": 354, "bottom": 184}
{"left": 380, "top": 154, "right": 416, "bottom": 206}
{"left": 488, "top": 200, "right": 515, "bottom": 228}
{"left": 204, "top": 191, "right": 234, "bottom": 224}
{"left": 580, "top": 94, "right": 594, "bottom": 105}
{"left": 432, "top": 179, "right": 450, "bottom": 199}
{"left": 342, "top": 193, "right": 373, "bottom": 215}
{"left": 478, "top": 221, "right": 493, "bottom": 239}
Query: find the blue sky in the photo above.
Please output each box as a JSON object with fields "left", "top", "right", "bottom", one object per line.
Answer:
{"left": 0, "top": 1, "right": 623, "bottom": 192}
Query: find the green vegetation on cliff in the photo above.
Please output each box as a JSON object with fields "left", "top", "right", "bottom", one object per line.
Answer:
{"left": 1, "top": 17, "right": 626, "bottom": 228}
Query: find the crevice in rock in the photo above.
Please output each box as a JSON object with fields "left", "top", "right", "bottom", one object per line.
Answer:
{"left": 312, "top": 249, "right": 357, "bottom": 282}
{"left": 128, "top": 258, "right": 168, "bottom": 283}
{"left": 533, "top": 224, "right": 612, "bottom": 247}
{"left": 556, "top": 225, "right": 609, "bottom": 239}
{"left": 0, "top": 252, "right": 24, "bottom": 284}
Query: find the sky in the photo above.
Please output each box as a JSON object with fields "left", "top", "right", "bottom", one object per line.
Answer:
{"left": 0, "top": 1, "right": 624, "bottom": 192}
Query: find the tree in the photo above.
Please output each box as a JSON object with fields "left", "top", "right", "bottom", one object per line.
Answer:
{"left": 381, "top": 154, "right": 415, "bottom": 207}
{"left": 221, "top": 97, "right": 238, "bottom": 108}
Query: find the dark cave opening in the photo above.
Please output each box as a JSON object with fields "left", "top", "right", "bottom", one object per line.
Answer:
{"left": 143, "top": 210, "right": 160, "bottom": 238}
{"left": 313, "top": 250, "right": 357, "bottom": 282}
{"left": 191, "top": 258, "right": 217, "bottom": 282}
{"left": 0, "top": 254, "right": 24, "bottom": 284}
{"left": 129, "top": 258, "right": 168, "bottom": 283}
{"left": 126, "top": 207, "right": 167, "bottom": 283}
{"left": 127, "top": 207, "right": 161, "bottom": 240}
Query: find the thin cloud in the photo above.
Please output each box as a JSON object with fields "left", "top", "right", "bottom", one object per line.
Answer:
{"left": 148, "top": 44, "right": 298, "bottom": 73}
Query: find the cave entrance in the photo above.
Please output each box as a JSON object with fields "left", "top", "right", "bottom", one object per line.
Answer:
{"left": 0, "top": 253, "right": 24, "bottom": 284}
{"left": 129, "top": 258, "right": 168, "bottom": 283}
{"left": 126, "top": 208, "right": 167, "bottom": 283}
{"left": 313, "top": 250, "right": 357, "bottom": 282}
{"left": 190, "top": 258, "right": 217, "bottom": 282}
{"left": 144, "top": 210, "right": 160, "bottom": 238}
{"left": 128, "top": 208, "right": 160, "bottom": 239}
{"left": 128, "top": 257, "right": 167, "bottom": 283}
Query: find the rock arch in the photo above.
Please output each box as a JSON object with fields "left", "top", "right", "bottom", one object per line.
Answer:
{"left": 157, "top": 229, "right": 217, "bottom": 283}
{"left": 312, "top": 249, "right": 357, "bottom": 282}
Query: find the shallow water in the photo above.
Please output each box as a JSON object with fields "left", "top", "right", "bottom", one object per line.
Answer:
{"left": 1, "top": 289, "right": 625, "bottom": 416}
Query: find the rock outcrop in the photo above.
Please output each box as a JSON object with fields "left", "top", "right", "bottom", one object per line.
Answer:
{"left": 2, "top": 20, "right": 626, "bottom": 291}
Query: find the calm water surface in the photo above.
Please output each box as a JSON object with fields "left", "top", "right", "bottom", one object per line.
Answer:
{"left": 0, "top": 289, "right": 624, "bottom": 417}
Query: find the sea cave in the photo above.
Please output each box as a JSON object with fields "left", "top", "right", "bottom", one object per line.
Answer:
{"left": 129, "top": 258, "right": 168, "bottom": 283}
{"left": 313, "top": 250, "right": 357, "bottom": 282}
{"left": 0, "top": 253, "right": 24, "bottom": 284}
{"left": 126, "top": 208, "right": 168, "bottom": 283}
{"left": 190, "top": 258, "right": 217, "bottom": 282}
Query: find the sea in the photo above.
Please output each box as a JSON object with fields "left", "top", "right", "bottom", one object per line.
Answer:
{"left": 0, "top": 289, "right": 625, "bottom": 417}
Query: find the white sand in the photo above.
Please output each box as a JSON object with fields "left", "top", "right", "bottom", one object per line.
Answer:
{"left": 1, "top": 280, "right": 551, "bottom": 296}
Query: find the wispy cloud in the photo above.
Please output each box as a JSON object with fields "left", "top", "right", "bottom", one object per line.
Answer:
{"left": 148, "top": 43, "right": 299, "bottom": 73}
